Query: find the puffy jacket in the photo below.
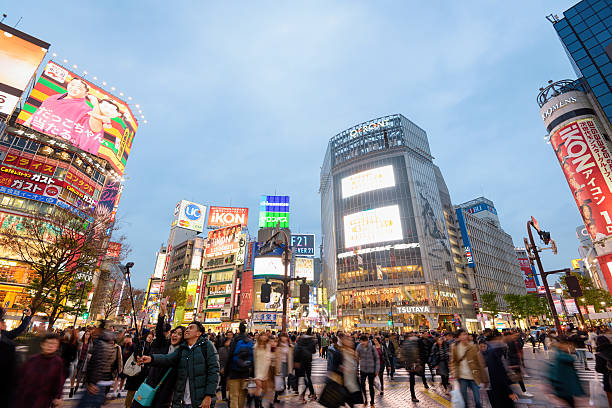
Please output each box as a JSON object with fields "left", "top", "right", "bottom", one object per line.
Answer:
{"left": 85, "top": 331, "right": 116, "bottom": 384}
{"left": 150, "top": 335, "right": 219, "bottom": 408}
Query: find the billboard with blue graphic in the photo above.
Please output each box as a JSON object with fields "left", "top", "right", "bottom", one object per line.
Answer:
{"left": 456, "top": 208, "right": 475, "bottom": 268}
{"left": 259, "top": 195, "right": 290, "bottom": 228}
{"left": 172, "top": 200, "right": 206, "bottom": 232}
{"left": 464, "top": 202, "right": 497, "bottom": 216}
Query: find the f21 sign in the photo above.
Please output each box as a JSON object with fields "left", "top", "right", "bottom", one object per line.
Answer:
{"left": 290, "top": 234, "right": 315, "bottom": 257}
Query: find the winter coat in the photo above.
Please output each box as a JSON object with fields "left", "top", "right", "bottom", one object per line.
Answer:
{"left": 141, "top": 315, "right": 178, "bottom": 408}
{"left": 399, "top": 336, "right": 421, "bottom": 371}
{"left": 356, "top": 341, "right": 380, "bottom": 374}
{"left": 60, "top": 340, "right": 78, "bottom": 377}
{"left": 254, "top": 343, "right": 272, "bottom": 380}
{"left": 295, "top": 334, "right": 316, "bottom": 372}
{"left": 450, "top": 341, "right": 487, "bottom": 384}
{"left": 226, "top": 332, "right": 250, "bottom": 379}
{"left": 506, "top": 340, "right": 522, "bottom": 366}
{"left": 485, "top": 341, "right": 514, "bottom": 407}
{"left": 418, "top": 336, "right": 432, "bottom": 364}
{"left": 429, "top": 341, "right": 450, "bottom": 376}
{"left": 547, "top": 348, "right": 585, "bottom": 398}
{"left": 274, "top": 343, "right": 294, "bottom": 375}
{"left": 218, "top": 345, "right": 229, "bottom": 376}
{"left": 13, "top": 353, "right": 65, "bottom": 408}
{"left": 150, "top": 335, "right": 219, "bottom": 408}
{"left": 85, "top": 331, "right": 117, "bottom": 384}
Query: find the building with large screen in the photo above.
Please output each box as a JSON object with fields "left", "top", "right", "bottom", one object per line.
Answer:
{"left": 320, "top": 114, "right": 473, "bottom": 332}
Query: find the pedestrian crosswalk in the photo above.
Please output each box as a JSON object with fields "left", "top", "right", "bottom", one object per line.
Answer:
{"left": 575, "top": 356, "right": 602, "bottom": 384}
{"left": 60, "top": 378, "right": 127, "bottom": 401}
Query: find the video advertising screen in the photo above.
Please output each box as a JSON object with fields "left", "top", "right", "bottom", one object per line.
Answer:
{"left": 343, "top": 204, "right": 403, "bottom": 248}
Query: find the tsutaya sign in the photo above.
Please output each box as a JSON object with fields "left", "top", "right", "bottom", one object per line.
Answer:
{"left": 541, "top": 96, "right": 577, "bottom": 120}
{"left": 396, "top": 306, "right": 430, "bottom": 314}
{"left": 350, "top": 119, "right": 391, "bottom": 137}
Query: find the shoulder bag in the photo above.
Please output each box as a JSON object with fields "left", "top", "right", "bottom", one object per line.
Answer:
{"left": 133, "top": 368, "right": 172, "bottom": 407}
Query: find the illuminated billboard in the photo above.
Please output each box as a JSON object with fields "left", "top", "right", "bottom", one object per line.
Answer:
{"left": 172, "top": 200, "right": 206, "bottom": 232}
{"left": 291, "top": 234, "right": 315, "bottom": 256}
{"left": 16, "top": 61, "right": 138, "bottom": 175}
{"left": 253, "top": 280, "right": 284, "bottom": 311}
{"left": 343, "top": 205, "right": 403, "bottom": 248}
{"left": 294, "top": 257, "right": 314, "bottom": 281}
{"left": 259, "top": 195, "right": 290, "bottom": 228}
{"left": 254, "top": 256, "right": 285, "bottom": 278}
{"left": 0, "top": 23, "right": 49, "bottom": 115}
{"left": 341, "top": 165, "right": 395, "bottom": 198}
{"left": 205, "top": 224, "right": 242, "bottom": 258}
{"left": 550, "top": 118, "right": 612, "bottom": 240}
{"left": 207, "top": 206, "right": 249, "bottom": 228}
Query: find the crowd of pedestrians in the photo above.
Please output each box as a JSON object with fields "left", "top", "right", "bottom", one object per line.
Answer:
{"left": 2, "top": 301, "right": 612, "bottom": 407}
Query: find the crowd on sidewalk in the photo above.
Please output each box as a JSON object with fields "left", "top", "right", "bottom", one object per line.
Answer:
{"left": 2, "top": 300, "right": 612, "bottom": 408}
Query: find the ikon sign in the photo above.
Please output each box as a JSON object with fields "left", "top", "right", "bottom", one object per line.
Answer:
{"left": 207, "top": 206, "right": 249, "bottom": 228}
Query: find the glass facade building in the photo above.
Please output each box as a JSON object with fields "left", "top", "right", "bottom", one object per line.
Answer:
{"left": 320, "top": 114, "right": 473, "bottom": 332}
{"left": 552, "top": 0, "right": 612, "bottom": 125}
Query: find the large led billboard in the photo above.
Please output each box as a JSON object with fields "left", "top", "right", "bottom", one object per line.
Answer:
{"left": 343, "top": 205, "right": 403, "bottom": 248}
{"left": 207, "top": 206, "right": 249, "bottom": 228}
{"left": 205, "top": 224, "right": 242, "bottom": 258}
{"left": 254, "top": 256, "right": 285, "bottom": 278}
{"left": 259, "top": 195, "right": 289, "bottom": 228}
{"left": 0, "top": 23, "right": 49, "bottom": 116}
{"left": 294, "top": 257, "right": 314, "bottom": 281}
{"left": 290, "top": 233, "right": 315, "bottom": 257}
{"left": 16, "top": 61, "right": 138, "bottom": 175}
{"left": 253, "top": 280, "right": 284, "bottom": 311}
{"left": 550, "top": 119, "right": 612, "bottom": 240}
{"left": 172, "top": 200, "right": 206, "bottom": 232}
{"left": 341, "top": 165, "right": 395, "bottom": 198}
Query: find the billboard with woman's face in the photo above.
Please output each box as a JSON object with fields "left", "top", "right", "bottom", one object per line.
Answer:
{"left": 16, "top": 61, "right": 138, "bottom": 175}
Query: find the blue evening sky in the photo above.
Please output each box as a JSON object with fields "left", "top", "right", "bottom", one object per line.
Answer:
{"left": 3, "top": 1, "right": 582, "bottom": 288}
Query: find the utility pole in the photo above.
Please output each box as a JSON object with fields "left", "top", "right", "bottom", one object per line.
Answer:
{"left": 525, "top": 218, "right": 561, "bottom": 333}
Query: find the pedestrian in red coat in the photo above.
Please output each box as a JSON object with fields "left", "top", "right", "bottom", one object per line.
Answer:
{"left": 13, "top": 333, "right": 65, "bottom": 408}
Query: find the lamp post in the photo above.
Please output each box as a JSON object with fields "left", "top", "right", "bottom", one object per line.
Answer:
{"left": 121, "top": 262, "right": 140, "bottom": 343}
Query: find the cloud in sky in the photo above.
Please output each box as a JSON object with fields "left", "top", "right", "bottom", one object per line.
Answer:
{"left": 4, "top": 0, "right": 582, "bottom": 286}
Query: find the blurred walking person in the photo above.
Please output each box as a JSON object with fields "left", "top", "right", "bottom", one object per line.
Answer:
{"left": 372, "top": 337, "right": 388, "bottom": 397}
{"left": 294, "top": 328, "right": 316, "bottom": 403}
{"left": 273, "top": 332, "right": 294, "bottom": 404}
{"left": 253, "top": 333, "right": 273, "bottom": 408}
{"left": 13, "top": 333, "right": 65, "bottom": 408}
{"left": 595, "top": 327, "right": 612, "bottom": 408}
{"left": 547, "top": 337, "right": 585, "bottom": 408}
{"left": 70, "top": 329, "right": 93, "bottom": 398}
{"left": 429, "top": 335, "right": 450, "bottom": 392}
{"left": 485, "top": 331, "right": 515, "bottom": 408}
{"left": 0, "top": 307, "right": 32, "bottom": 407}
{"left": 398, "top": 332, "right": 422, "bottom": 402}
{"left": 450, "top": 329, "right": 486, "bottom": 408}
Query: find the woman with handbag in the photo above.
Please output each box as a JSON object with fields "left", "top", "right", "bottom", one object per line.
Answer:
{"left": 132, "top": 297, "right": 185, "bottom": 408}
{"left": 273, "top": 333, "right": 294, "bottom": 404}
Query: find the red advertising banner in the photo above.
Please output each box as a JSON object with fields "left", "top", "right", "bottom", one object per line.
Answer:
{"left": 596, "top": 253, "right": 612, "bottom": 296}
{"left": 106, "top": 242, "right": 122, "bottom": 258}
{"left": 239, "top": 270, "right": 253, "bottom": 320}
{"left": 3, "top": 152, "right": 57, "bottom": 176}
{"left": 205, "top": 224, "right": 242, "bottom": 257}
{"left": 551, "top": 118, "right": 612, "bottom": 240}
{"left": 517, "top": 256, "right": 537, "bottom": 292}
{"left": 207, "top": 206, "right": 249, "bottom": 228}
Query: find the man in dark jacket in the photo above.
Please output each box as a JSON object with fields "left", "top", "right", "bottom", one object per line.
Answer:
{"left": 295, "top": 327, "right": 317, "bottom": 401}
{"left": 399, "top": 333, "right": 421, "bottom": 402}
{"left": 225, "top": 321, "right": 251, "bottom": 408}
{"left": 0, "top": 307, "right": 32, "bottom": 408}
{"left": 78, "top": 321, "right": 118, "bottom": 408}
{"left": 417, "top": 333, "right": 431, "bottom": 389}
{"left": 485, "top": 332, "right": 517, "bottom": 408}
{"left": 141, "top": 321, "right": 219, "bottom": 408}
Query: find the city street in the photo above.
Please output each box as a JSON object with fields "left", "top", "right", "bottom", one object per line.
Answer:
{"left": 64, "top": 347, "right": 606, "bottom": 408}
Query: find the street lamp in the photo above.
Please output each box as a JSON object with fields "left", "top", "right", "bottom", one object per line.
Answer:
{"left": 121, "top": 262, "right": 140, "bottom": 343}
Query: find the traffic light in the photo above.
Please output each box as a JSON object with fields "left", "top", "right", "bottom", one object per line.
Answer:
{"left": 299, "top": 283, "right": 309, "bottom": 304}
{"left": 538, "top": 230, "right": 551, "bottom": 245}
{"left": 261, "top": 283, "right": 271, "bottom": 303}
{"left": 565, "top": 275, "right": 583, "bottom": 298}
{"left": 82, "top": 312, "right": 89, "bottom": 319}
{"left": 387, "top": 320, "right": 392, "bottom": 327}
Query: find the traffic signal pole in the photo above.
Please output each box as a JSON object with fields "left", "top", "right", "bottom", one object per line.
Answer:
{"left": 526, "top": 221, "right": 562, "bottom": 333}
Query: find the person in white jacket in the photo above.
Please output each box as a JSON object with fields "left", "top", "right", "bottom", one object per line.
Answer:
{"left": 253, "top": 333, "right": 273, "bottom": 408}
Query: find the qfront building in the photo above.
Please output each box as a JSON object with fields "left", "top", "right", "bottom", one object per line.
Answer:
{"left": 320, "top": 114, "right": 473, "bottom": 332}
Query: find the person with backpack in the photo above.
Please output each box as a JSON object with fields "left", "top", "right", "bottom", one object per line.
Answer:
{"left": 294, "top": 327, "right": 317, "bottom": 403}
{"left": 226, "top": 322, "right": 253, "bottom": 408}
{"left": 139, "top": 321, "right": 219, "bottom": 408}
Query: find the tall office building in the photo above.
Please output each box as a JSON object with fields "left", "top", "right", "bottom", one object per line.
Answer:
{"left": 455, "top": 198, "right": 526, "bottom": 310}
{"left": 320, "top": 114, "right": 472, "bottom": 332}
{"left": 549, "top": 0, "right": 612, "bottom": 126}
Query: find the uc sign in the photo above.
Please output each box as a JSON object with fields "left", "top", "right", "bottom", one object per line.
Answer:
{"left": 290, "top": 234, "right": 315, "bottom": 257}
{"left": 184, "top": 204, "right": 202, "bottom": 220}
